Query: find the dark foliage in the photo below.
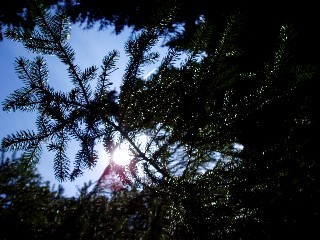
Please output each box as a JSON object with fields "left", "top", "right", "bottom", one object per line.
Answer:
{"left": 1, "top": 0, "right": 319, "bottom": 239}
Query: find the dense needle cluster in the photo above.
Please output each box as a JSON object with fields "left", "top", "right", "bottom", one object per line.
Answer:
{"left": 1, "top": 0, "right": 318, "bottom": 238}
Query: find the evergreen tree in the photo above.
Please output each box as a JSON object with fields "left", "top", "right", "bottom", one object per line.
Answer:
{"left": 0, "top": 148, "right": 151, "bottom": 239}
{"left": 0, "top": 0, "right": 59, "bottom": 41}
{"left": 1, "top": 0, "right": 319, "bottom": 239}
{"left": 55, "top": 0, "right": 320, "bottom": 67}
{"left": 0, "top": 149, "right": 68, "bottom": 239}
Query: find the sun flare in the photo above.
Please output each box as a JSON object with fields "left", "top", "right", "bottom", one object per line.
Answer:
{"left": 108, "top": 134, "right": 148, "bottom": 166}
{"left": 113, "top": 148, "right": 131, "bottom": 166}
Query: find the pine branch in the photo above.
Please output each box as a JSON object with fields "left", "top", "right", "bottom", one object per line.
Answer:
{"left": 21, "top": 139, "right": 43, "bottom": 167}
{"left": 5, "top": 1, "right": 91, "bottom": 105}
{"left": 120, "top": 29, "right": 160, "bottom": 125}
{"left": 2, "top": 130, "right": 38, "bottom": 150}
{"left": 71, "top": 137, "right": 98, "bottom": 180}
{"left": 2, "top": 56, "right": 50, "bottom": 112}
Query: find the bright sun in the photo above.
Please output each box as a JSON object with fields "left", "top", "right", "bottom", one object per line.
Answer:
{"left": 108, "top": 134, "right": 148, "bottom": 166}
{"left": 113, "top": 148, "right": 131, "bottom": 166}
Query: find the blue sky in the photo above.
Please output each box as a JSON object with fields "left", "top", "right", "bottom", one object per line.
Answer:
{"left": 0, "top": 23, "right": 160, "bottom": 197}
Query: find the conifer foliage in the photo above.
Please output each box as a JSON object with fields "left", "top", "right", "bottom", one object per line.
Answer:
{"left": 3, "top": 0, "right": 121, "bottom": 181}
{"left": 1, "top": 0, "right": 319, "bottom": 238}
{"left": 0, "top": 150, "right": 150, "bottom": 239}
